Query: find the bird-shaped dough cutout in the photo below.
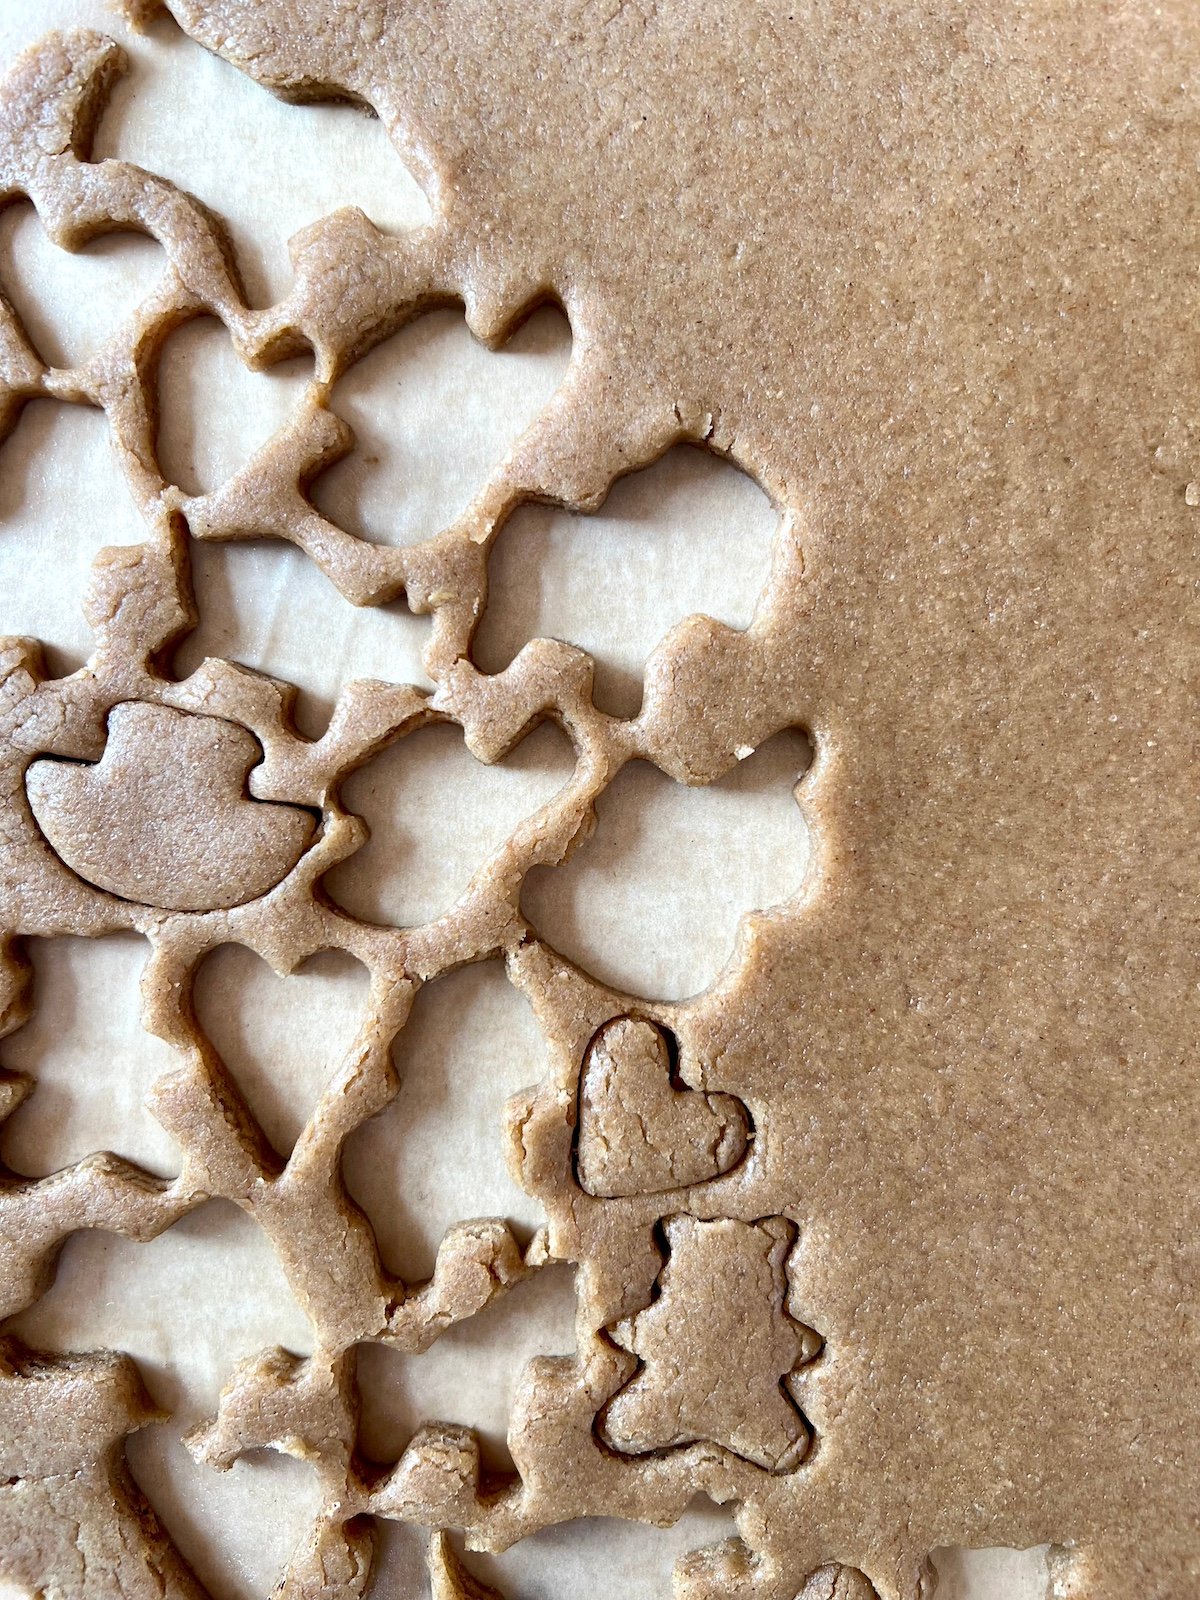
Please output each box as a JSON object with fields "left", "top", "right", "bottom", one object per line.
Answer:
{"left": 26, "top": 702, "right": 315, "bottom": 911}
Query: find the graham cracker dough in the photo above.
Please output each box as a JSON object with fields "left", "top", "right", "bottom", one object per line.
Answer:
{"left": 0, "top": 3, "right": 1197, "bottom": 1599}
{"left": 575, "top": 1019, "right": 751, "bottom": 1198}
{"left": 26, "top": 702, "right": 317, "bottom": 911}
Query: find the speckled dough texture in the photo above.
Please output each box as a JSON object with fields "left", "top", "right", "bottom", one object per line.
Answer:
{"left": 0, "top": 3, "right": 1196, "bottom": 1598}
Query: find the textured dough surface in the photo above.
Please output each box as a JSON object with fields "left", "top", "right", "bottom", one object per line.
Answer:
{"left": 0, "top": 3, "right": 1196, "bottom": 1599}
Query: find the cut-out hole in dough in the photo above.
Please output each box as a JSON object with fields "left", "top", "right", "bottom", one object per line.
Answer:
{"left": 326, "top": 721, "right": 576, "bottom": 929}
{"left": 313, "top": 306, "right": 571, "bottom": 547}
{"left": 0, "top": 202, "right": 163, "bottom": 369}
{"left": 471, "top": 1495, "right": 738, "bottom": 1600}
{"left": 522, "top": 730, "right": 813, "bottom": 1000}
{"left": 174, "top": 541, "right": 433, "bottom": 741}
{"left": 343, "top": 962, "right": 548, "bottom": 1283}
{"left": 0, "top": 934, "right": 180, "bottom": 1180}
{"left": 91, "top": 12, "right": 431, "bottom": 308}
{"left": 0, "top": 401, "right": 148, "bottom": 675}
{"left": 156, "top": 315, "right": 313, "bottom": 496}
{"left": 929, "top": 1546, "right": 1051, "bottom": 1600}
{"left": 363, "top": 1520, "right": 428, "bottom": 1600}
{"left": 193, "top": 945, "right": 370, "bottom": 1159}
{"left": 476, "top": 444, "right": 777, "bottom": 719}
{"left": 7, "top": 1199, "right": 317, "bottom": 1600}
{"left": 355, "top": 1261, "right": 576, "bottom": 1477}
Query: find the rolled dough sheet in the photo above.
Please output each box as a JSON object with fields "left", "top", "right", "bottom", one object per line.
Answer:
{"left": 0, "top": 3, "right": 1192, "bottom": 1598}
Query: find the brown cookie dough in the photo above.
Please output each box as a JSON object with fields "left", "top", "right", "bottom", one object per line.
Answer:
{"left": 575, "top": 1018, "right": 751, "bottom": 1197}
{"left": 0, "top": 3, "right": 1196, "bottom": 1598}
{"left": 26, "top": 702, "right": 316, "bottom": 911}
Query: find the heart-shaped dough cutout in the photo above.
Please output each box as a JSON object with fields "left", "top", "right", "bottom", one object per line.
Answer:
{"left": 576, "top": 1017, "right": 750, "bottom": 1197}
